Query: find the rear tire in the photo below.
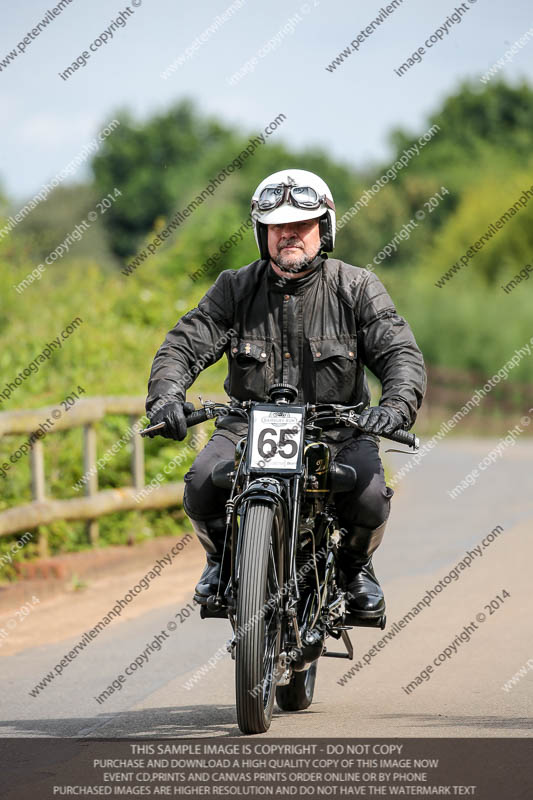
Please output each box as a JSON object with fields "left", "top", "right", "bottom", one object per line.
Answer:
{"left": 276, "top": 660, "right": 317, "bottom": 711}
{"left": 235, "top": 500, "right": 284, "bottom": 734}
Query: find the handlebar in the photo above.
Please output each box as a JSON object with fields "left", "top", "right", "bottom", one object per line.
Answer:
{"left": 305, "top": 409, "right": 418, "bottom": 449}
{"left": 140, "top": 408, "right": 210, "bottom": 438}
{"left": 185, "top": 408, "right": 210, "bottom": 428}
{"left": 141, "top": 402, "right": 419, "bottom": 450}
{"left": 378, "top": 427, "right": 418, "bottom": 449}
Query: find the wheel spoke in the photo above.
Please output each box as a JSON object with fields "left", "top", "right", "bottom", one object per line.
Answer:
{"left": 269, "top": 542, "right": 280, "bottom": 592}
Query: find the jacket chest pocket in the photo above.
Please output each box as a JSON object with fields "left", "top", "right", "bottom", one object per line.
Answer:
{"left": 309, "top": 336, "right": 357, "bottom": 403}
{"left": 228, "top": 338, "right": 273, "bottom": 400}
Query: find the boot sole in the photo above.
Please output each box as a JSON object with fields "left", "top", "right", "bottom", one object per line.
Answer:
{"left": 344, "top": 602, "right": 386, "bottom": 622}
{"left": 345, "top": 610, "right": 386, "bottom": 629}
{"left": 346, "top": 615, "right": 386, "bottom": 630}
{"left": 199, "top": 604, "right": 228, "bottom": 619}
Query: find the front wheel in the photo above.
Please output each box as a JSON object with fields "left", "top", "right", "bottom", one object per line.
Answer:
{"left": 235, "top": 500, "right": 284, "bottom": 734}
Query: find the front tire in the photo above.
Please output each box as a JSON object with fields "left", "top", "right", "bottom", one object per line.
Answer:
{"left": 235, "top": 500, "right": 284, "bottom": 734}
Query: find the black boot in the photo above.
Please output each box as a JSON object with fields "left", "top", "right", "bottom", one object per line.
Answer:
{"left": 338, "top": 522, "right": 387, "bottom": 620}
{"left": 190, "top": 516, "right": 229, "bottom": 605}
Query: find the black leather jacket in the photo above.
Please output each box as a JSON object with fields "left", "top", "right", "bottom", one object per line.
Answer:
{"left": 146, "top": 256, "right": 426, "bottom": 439}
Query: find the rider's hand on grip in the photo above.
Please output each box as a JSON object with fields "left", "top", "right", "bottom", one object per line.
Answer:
{"left": 357, "top": 405, "right": 406, "bottom": 436}
{"left": 185, "top": 408, "right": 209, "bottom": 427}
{"left": 146, "top": 401, "right": 195, "bottom": 440}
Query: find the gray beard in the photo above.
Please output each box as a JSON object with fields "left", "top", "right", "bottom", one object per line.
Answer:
{"left": 271, "top": 244, "right": 320, "bottom": 272}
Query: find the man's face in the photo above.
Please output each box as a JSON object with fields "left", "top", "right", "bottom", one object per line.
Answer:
{"left": 267, "top": 218, "right": 321, "bottom": 272}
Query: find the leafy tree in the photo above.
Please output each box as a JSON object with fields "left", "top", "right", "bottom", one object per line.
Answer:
{"left": 419, "top": 165, "right": 533, "bottom": 287}
{"left": 92, "top": 101, "right": 235, "bottom": 258}
{"left": 365, "top": 80, "right": 533, "bottom": 270}
{"left": 389, "top": 80, "right": 533, "bottom": 174}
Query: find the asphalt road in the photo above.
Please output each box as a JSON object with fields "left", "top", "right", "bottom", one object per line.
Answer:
{"left": 1, "top": 437, "right": 532, "bottom": 739}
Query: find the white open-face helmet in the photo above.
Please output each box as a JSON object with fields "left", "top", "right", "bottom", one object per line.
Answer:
{"left": 251, "top": 168, "right": 336, "bottom": 260}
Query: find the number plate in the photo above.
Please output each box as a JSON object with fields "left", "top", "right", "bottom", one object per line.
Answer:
{"left": 248, "top": 405, "right": 305, "bottom": 473}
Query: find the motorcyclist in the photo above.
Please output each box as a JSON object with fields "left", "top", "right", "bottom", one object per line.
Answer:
{"left": 146, "top": 168, "right": 426, "bottom": 622}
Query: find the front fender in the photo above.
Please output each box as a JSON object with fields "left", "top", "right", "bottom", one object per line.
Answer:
{"left": 237, "top": 478, "right": 290, "bottom": 542}
{"left": 241, "top": 477, "right": 285, "bottom": 505}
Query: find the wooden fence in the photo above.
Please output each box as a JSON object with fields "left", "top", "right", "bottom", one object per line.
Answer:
{"left": 1, "top": 371, "right": 530, "bottom": 551}
{"left": 0, "top": 396, "right": 209, "bottom": 554}
{"left": 424, "top": 365, "right": 532, "bottom": 416}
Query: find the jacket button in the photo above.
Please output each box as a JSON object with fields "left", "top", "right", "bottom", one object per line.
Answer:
{"left": 284, "top": 352, "right": 291, "bottom": 359}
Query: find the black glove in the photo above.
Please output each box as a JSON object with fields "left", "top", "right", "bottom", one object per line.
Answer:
{"left": 357, "top": 405, "right": 406, "bottom": 436}
{"left": 147, "top": 401, "right": 195, "bottom": 440}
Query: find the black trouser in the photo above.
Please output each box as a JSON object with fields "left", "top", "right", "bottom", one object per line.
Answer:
{"left": 183, "top": 431, "right": 393, "bottom": 530}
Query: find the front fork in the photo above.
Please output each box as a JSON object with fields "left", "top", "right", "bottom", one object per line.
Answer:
{"left": 223, "top": 478, "right": 352, "bottom": 667}
{"left": 224, "top": 475, "right": 292, "bottom": 658}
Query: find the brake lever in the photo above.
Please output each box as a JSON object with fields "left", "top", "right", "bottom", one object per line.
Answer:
{"left": 384, "top": 446, "right": 419, "bottom": 454}
{"left": 140, "top": 421, "right": 166, "bottom": 437}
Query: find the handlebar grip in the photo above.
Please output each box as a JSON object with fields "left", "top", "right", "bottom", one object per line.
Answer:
{"left": 380, "top": 428, "right": 419, "bottom": 448}
{"left": 185, "top": 408, "right": 209, "bottom": 427}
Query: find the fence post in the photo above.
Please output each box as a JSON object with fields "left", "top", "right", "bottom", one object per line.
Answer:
{"left": 130, "top": 416, "right": 144, "bottom": 491}
{"left": 30, "top": 438, "right": 48, "bottom": 557}
{"left": 83, "top": 423, "right": 99, "bottom": 546}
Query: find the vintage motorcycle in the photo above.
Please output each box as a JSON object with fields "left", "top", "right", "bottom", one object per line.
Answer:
{"left": 142, "top": 383, "right": 418, "bottom": 734}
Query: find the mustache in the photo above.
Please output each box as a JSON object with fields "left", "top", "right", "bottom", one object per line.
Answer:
{"left": 278, "top": 239, "right": 303, "bottom": 250}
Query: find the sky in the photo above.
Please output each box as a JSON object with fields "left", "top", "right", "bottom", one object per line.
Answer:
{"left": 1, "top": 0, "right": 532, "bottom": 203}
